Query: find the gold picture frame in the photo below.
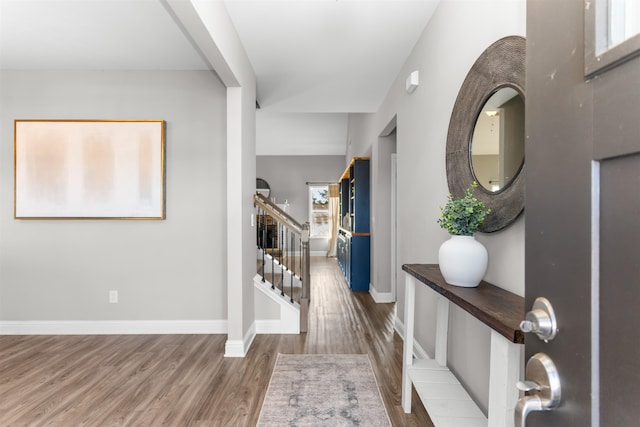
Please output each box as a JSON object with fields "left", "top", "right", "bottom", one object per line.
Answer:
{"left": 14, "top": 120, "right": 165, "bottom": 219}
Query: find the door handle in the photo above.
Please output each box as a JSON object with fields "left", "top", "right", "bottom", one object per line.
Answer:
{"left": 520, "top": 297, "right": 558, "bottom": 342}
{"left": 515, "top": 352, "right": 561, "bottom": 427}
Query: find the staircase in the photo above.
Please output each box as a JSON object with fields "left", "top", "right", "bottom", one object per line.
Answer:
{"left": 254, "top": 193, "right": 310, "bottom": 333}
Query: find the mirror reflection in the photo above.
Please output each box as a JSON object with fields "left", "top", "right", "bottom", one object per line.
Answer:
{"left": 470, "top": 87, "right": 524, "bottom": 192}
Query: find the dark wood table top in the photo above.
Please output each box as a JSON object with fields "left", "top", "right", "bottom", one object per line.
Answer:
{"left": 402, "top": 264, "right": 525, "bottom": 344}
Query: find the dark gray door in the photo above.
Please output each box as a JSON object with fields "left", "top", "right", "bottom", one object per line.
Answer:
{"left": 526, "top": 1, "right": 640, "bottom": 425}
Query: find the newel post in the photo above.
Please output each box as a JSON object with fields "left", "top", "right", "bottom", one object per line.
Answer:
{"left": 300, "top": 222, "right": 311, "bottom": 332}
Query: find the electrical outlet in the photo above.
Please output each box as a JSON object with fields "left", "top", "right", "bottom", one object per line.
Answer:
{"left": 109, "top": 290, "right": 118, "bottom": 304}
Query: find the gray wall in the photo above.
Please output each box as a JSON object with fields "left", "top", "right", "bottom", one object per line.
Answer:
{"left": 256, "top": 155, "right": 345, "bottom": 253}
{"left": 346, "top": 0, "right": 526, "bottom": 414}
{"left": 0, "top": 70, "right": 227, "bottom": 322}
{"left": 501, "top": 95, "right": 525, "bottom": 185}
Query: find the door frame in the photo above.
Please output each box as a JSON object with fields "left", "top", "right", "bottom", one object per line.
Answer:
{"left": 391, "top": 153, "right": 397, "bottom": 302}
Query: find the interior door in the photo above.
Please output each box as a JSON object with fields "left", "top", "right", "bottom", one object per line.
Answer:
{"left": 525, "top": 1, "right": 640, "bottom": 425}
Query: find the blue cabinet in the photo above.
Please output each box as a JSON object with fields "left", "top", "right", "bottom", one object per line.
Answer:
{"left": 338, "top": 229, "right": 370, "bottom": 291}
{"left": 337, "top": 231, "right": 350, "bottom": 279}
{"left": 337, "top": 158, "right": 370, "bottom": 291}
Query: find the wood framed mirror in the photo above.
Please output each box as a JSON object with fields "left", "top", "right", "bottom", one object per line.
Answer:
{"left": 446, "top": 35, "right": 526, "bottom": 233}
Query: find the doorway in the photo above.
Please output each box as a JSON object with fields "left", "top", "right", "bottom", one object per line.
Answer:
{"left": 374, "top": 117, "right": 397, "bottom": 302}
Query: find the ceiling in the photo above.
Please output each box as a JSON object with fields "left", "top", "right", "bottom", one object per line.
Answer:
{"left": 0, "top": 0, "right": 208, "bottom": 70}
{"left": 224, "top": 0, "right": 439, "bottom": 113}
{"left": 0, "top": 0, "right": 440, "bottom": 154}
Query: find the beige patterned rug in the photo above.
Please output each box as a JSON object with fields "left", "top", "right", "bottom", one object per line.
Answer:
{"left": 257, "top": 354, "right": 391, "bottom": 426}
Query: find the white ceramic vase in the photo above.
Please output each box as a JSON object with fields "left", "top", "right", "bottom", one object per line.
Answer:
{"left": 438, "top": 235, "right": 488, "bottom": 287}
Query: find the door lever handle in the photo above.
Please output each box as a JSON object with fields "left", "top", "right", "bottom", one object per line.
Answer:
{"left": 515, "top": 394, "right": 543, "bottom": 427}
{"left": 516, "top": 380, "right": 544, "bottom": 392}
{"left": 515, "top": 353, "right": 561, "bottom": 427}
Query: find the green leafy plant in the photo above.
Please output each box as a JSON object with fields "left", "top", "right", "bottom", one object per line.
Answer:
{"left": 437, "top": 182, "right": 491, "bottom": 236}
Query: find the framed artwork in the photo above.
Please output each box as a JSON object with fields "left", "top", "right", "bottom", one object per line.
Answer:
{"left": 14, "top": 120, "right": 165, "bottom": 219}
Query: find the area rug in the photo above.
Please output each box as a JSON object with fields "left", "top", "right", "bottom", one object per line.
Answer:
{"left": 257, "top": 354, "right": 391, "bottom": 426}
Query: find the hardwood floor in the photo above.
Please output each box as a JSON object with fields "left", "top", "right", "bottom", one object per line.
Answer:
{"left": 0, "top": 257, "right": 432, "bottom": 426}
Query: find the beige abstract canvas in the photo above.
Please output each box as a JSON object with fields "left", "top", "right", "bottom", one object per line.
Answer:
{"left": 14, "top": 120, "right": 165, "bottom": 219}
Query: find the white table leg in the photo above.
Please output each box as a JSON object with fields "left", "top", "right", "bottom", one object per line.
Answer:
{"left": 401, "top": 274, "right": 416, "bottom": 413}
{"left": 488, "top": 329, "right": 522, "bottom": 427}
{"left": 435, "top": 295, "right": 450, "bottom": 367}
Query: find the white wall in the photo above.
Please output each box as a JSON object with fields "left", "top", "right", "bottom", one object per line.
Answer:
{"left": 346, "top": 0, "right": 526, "bottom": 414}
{"left": 184, "top": 0, "right": 257, "bottom": 355}
{"left": 256, "top": 112, "right": 348, "bottom": 156}
{"left": 256, "top": 156, "right": 346, "bottom": 223}
{"left": 0, "top": 70, "right": 227, "bottom": 326}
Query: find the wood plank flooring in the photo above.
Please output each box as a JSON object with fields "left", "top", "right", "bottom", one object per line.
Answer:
{"left": 0, "top": 257, "right": 432, "bottom": 426}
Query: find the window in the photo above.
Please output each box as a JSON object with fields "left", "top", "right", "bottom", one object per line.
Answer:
{"left": 309, "top": 185, "right": 330, "bottom": 238}
{"left": 608, "top": 0, "right": 640, "bottom": 49}
{"left": 585, "top": 0, "right": 640, "bottom": 76}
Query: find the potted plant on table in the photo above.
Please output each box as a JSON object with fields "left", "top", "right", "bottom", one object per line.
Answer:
{"left": 437, "top": 182, "right": 491, "bottom": 287}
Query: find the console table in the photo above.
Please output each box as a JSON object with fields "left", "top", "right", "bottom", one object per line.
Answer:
{"left": 401, "top": 264, "right": 524, "bottom": 427}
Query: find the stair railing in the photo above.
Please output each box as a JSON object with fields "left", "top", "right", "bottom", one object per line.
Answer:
{"left": 254, "top": 192, "right": 310, "bottom": 333}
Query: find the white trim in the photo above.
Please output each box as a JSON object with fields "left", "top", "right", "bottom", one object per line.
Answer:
{"left": 591, "top": 160, "right": 601, "bottom": 427}
{"left": 391, "top": 153, "right": 397, "bottom": 302}
{"left": 369, "top": 284, "right": 395, "bottom": 303}
{"left": 224, "top": 340, "right": 245, "bottom": 357}
{"left": 225, "top": 321, "right": 256, "bottom": 358}
{"left": 394, "top": 314, "right": 429, "bottom": 361}
{"left": 394, "top": 313, "right": 404, "bottom": 337}
{"left": 0, "top": 320, "right": 228, "bottom": 335}
{"left": 255, "top": 320, "right": 282, "bottom": 333}
{"left": 311, "top": 250, "right": 328, "bottom": 257}
{"left": 255, "top": 317, "right": 298, "bottom": 334}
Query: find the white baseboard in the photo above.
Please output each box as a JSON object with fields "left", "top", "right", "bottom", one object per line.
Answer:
{"left": 255, "top": 318, "right": 297, "bottom": 334}
{"left": 224, "top": 340, "right": 245, "bottom": 357}
{"left": 0, "top": 320, "right": 228, "bottom": 335}
{"left": 310, "top": 251, "right": 327, "bottom": 257}
{"left": 394, "top": 315, "right": 430, "bottom": 360}
{"left": 369, "top": 284, "right": 395, "bottom": 303}
{"left": 394, "top": 315, "right": 405, "bottom": 340}
{"left": 255, "top": 320, "right": 281, "bottom": 333}
{"left": 225, "top": 321, "right": 256, "bottom": 358}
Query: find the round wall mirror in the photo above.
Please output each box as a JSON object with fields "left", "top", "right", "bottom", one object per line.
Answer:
{"left": 446, "top": 35, "right": 526, "bottom": 233}
{"left": 256, "top": 178, "right": 271, "bottom": 198}
{"left": 470, "top": 86, "right": 525, "bottom": 193}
